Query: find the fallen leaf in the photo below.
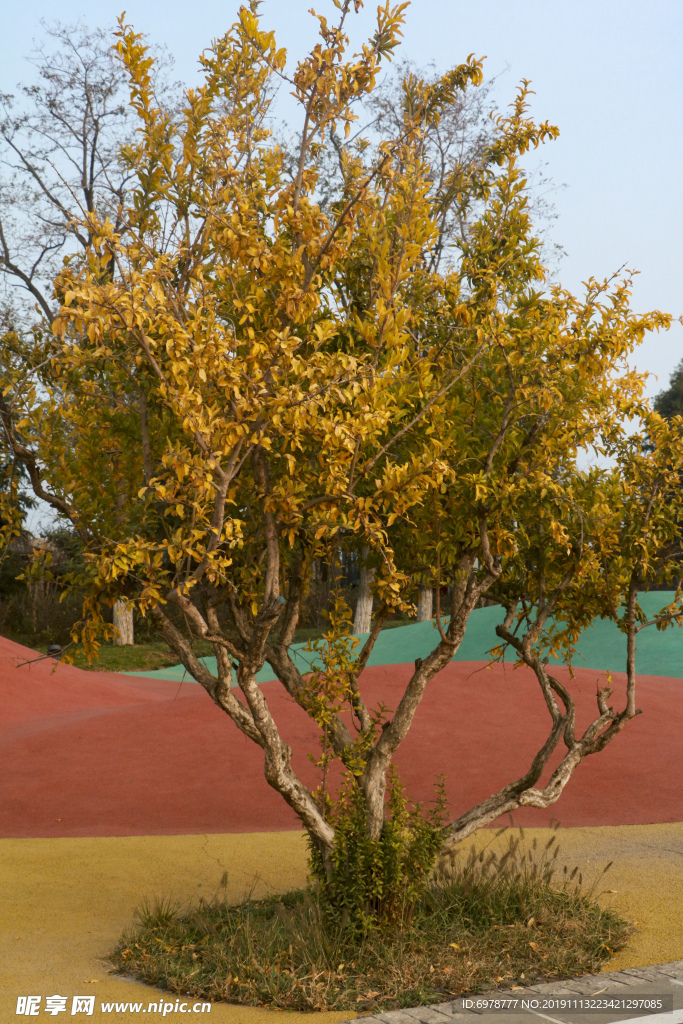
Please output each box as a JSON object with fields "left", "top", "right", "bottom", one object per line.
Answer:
{"left": 449, "top": 942, "right": 460, "bottom": 950}
{"left": 529, "top": 941, "right": 539, "bottom": 950}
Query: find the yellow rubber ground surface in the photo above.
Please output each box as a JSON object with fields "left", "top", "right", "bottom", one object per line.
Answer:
{"left": 459, "top": 823, "right": 683, "bottom": 969}
{"left": 1, "top": 825, "right": 682, "bottom": 1023}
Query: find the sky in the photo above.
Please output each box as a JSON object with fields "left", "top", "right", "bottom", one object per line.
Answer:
{"left": 4, "top": 0, "right": 682, "bottom": 530}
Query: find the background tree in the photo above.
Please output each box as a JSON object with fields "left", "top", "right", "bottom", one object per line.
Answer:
{"left": 0, "top": 22, "right": 135, "bottom": 321}
{"left": 2, "top": 0, "right": 682, "bottom": 928}
{"left": 654, "top": 358, "right": 683, "bottom": 420}
{"left": 0, "top": 313, "right": 35, "bottom": 570}
{"left": 0, "top": 23, "right": 176, "bottom": 642}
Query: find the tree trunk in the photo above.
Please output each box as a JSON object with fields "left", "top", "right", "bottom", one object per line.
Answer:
{"left": 353, "top": 549, "right": 375, "bottom": 634}
{"left": 113, "top": 600, "right": 134, "bottom": 645}
{"left": 416, "top": 585, "right": 432, "bottom": 621}
{"left": 138, "top": 388, "right": 153, "bottom": 485}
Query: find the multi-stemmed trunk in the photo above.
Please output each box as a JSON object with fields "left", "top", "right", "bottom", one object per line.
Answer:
{"left": 155, "top": 551, "right": 510, "bottom": 865}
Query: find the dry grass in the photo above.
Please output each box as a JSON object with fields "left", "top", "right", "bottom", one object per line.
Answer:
{"left": 110, "top": 827, "right": 630, "bottom": 1013}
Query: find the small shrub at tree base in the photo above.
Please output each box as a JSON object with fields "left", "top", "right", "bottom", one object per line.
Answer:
{"left": 309, "top": 769, "right": 448, "bottom": 934}
{"left": 111, "top": 828, "right": 630, "bottom": 1013}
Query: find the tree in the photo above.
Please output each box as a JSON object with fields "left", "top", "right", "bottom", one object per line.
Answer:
{"left": 0, "top": 23, "right": 177, "bottom": 644}
{"left": 2, "top": 0, "right": 683, "bottom": 926}
{"left": 0, "top": 314, "right": 35, "bottom": 575}
{"left": 416, "top": 585, "right": 432, "bottom": 621}
{"left": 0, "top": 23, "right": 130, "bottom": 322}
{"left": 654, "top": 358, "right": 683, "bottom": 420}
{"left": 352, "top": 548, "right": 375, "bottom": 633}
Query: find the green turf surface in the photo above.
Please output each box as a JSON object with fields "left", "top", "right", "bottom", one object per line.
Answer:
{"left": 124, "top": 591, "right": 683, "bottom": 683}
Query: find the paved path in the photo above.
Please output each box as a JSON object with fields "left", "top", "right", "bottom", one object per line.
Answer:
{"left": 343, "top": 961, "right": 683, "bottom": 1024}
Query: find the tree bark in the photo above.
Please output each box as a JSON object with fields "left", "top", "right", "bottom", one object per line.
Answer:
{"left": 113, "top": 600, "right": 134, "bottom": 645}
{"left": 138, "top": 389, "right": 153, "bottom": 485}
{"left": 353, "top": 549, "right": 375, "bottom": 633}
{"left": 416, "top": 585, "right": 433, "bottom": 621}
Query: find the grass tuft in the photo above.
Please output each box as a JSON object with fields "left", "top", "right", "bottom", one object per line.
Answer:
{"left": 36, "top": 640, "right": 190, "bottom": 674}
{"left": 110, "top": 828, "right": 630, "bottom": 1012}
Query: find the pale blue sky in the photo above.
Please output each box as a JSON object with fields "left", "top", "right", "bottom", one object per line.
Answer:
{"left": 4, "top": 0, "right": 682, "bottom": 402}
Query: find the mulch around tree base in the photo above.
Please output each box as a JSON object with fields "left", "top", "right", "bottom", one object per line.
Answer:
{"left": 1, "top": 634, "right": 681, "bottom": 839}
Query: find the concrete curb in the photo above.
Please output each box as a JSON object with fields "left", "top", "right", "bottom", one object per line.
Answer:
{"left": 343, "top": 961, "right": 683, "bottom": 1024}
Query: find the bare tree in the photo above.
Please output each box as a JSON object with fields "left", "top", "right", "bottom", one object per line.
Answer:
{"left": 0, "top": 24, "right": 177, "bottom": 643}
{"left": 0, "top": 21, "right": 175, "bottom": 324}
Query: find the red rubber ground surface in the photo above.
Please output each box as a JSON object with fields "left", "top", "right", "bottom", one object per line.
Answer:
{"left": 1, "top": 635, "right": 681, "bottom": 838}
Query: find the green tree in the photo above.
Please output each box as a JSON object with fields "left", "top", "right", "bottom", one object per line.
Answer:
{"left": 2, "top": 0, "right": 682, "bottom": 925}
{"left": 654, "top": 358, "right": 683, "bottom": 420}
